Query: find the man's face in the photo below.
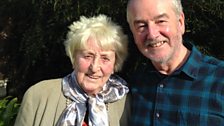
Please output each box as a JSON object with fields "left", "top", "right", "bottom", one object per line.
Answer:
{"left": 128, "top": 0, "right": 185, "bottom": 64}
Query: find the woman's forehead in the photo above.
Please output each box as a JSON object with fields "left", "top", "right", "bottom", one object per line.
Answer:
{"left": 82, "top": 37, "right": 115, "bottom": 50}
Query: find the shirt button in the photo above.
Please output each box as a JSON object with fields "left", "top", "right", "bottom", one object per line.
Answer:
{"left": 156, "top": 112, "right": 160, "bottom": 118}
{"left": 159, "top": 84, "right": 164, "bottom": 88}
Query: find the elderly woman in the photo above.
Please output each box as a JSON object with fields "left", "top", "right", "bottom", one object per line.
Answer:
{"left": 15, "top": 14, "right": 130, "bottom": 126}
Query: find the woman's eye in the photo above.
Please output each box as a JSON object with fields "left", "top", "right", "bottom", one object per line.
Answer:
{"left": 102, "top": 57, "right": 110, "bottom": 61}
{"left": 84, "top": 55, "right": 92, "bottom": 59}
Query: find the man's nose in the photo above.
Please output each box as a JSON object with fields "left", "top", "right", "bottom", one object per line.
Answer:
{"left": 147, "top": 23, "right": 159, "bottom": 40}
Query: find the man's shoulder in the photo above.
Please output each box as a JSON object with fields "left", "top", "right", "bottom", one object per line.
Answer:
{"left": 190, "top": 44, "right": 224, "bottom": 70}
{"left": 201, "top": 55, "right": 224, "bottom": 71}
{"left": 197, "top": 55, "right": 224, "bottom": 83}
{"left": 203, "top": 55, "right": 224, "bottom": 66}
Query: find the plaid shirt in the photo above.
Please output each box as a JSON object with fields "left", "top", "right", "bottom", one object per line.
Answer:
{"left": 130, "top": 42, "right": 224, "bottom": 126}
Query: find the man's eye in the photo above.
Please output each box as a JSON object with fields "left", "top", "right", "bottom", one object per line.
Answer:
{"left": 138, "top": 23, "right": 146, "bottom": 28}
{"left": 137, "top": 24, "right": 147, "bottom": 32}
{"left": 156, "top": 20, "right": 167, "bottom": 24}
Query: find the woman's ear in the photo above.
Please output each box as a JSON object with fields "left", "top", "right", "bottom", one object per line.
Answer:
{"left": 72, "top": 62, "right": 77, "bottom": 70}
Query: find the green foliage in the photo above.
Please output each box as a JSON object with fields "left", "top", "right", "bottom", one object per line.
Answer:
{"left": 0, "top": 0, "right": 129, "bottom": 99}
{"left": 0, "top": 0, "right": 224, "bottom": 100}
{"left": 183, "top": 0, "right": 224, "bottom": 59}
{"left": 0, "top": 97, "right": 20, "bottom": 126}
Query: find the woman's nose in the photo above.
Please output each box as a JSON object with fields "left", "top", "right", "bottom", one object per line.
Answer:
{"left": 89, "top": 59, "right": 100, "bottom": 72}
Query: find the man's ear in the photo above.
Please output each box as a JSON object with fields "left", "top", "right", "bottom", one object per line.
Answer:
{"left": 179, "top": 12, "right": 185, "bottom": 35}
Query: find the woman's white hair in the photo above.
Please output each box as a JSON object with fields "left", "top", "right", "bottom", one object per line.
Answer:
{"left": 64, "top": 14, "right": 128, "bottom": 72}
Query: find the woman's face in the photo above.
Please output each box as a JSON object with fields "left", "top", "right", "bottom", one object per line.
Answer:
{"left": 74, "top": 37, "right": 115, "bottom": 95}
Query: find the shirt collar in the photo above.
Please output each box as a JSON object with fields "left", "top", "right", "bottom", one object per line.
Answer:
{"left": 145, "top": 42, "right": 202, "bottom": 79}
{"left": 178, "top": 42, "right": 202, "bottom": 79}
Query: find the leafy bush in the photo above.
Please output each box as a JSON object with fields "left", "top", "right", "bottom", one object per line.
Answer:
{"left": 1, "top": 0, "right": 224, "bottom": 100}
{"left": 0, "top": 96, "right": 20, "bottom": 126}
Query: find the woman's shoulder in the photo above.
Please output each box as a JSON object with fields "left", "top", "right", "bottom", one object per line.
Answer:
{"left": 28, "top": 78, "right": 62, "bottom": 92}
{"left": 24, "top": 78, "right": 63, "bottom": 100}
{"left": 16, "top": 78, "right": 67, "bottom": 126}
{"left": 22, "top": 78, "right": 66, "bottom": 108}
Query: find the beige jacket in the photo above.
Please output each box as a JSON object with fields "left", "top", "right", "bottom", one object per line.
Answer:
{"left": 14, "top": 78, "right": 131, "bottom": 126}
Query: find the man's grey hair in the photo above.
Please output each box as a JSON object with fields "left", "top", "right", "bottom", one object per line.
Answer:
{"left": 127, "top": 0, "right": 183, "bottom": 23}
{"left": 172, "top": 0, "right": 183, "bottom": 16}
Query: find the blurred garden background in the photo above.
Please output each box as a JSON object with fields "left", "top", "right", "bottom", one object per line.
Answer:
{"left": 1, "top": 0, "right": 224, "bottom": 125}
